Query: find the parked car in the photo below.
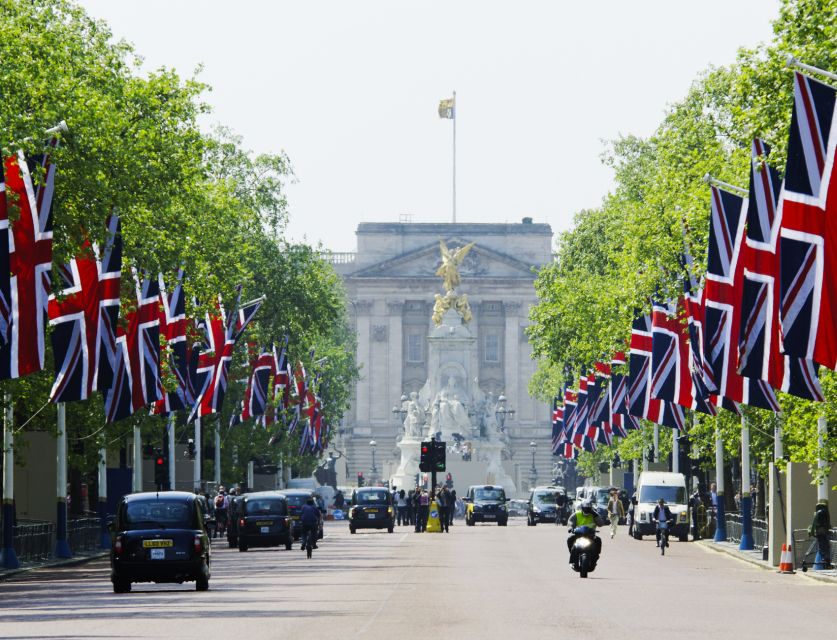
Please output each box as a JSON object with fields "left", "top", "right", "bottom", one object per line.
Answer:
{"left": 110, "top": 491, "right": 211, "bottom": 593}
{"left": 507, "top": 499, "right": 529, "bottom": 517}
{"left": 348, "top": 487, "right": 395, "bottom": 533}
{"left": 236, "top": 491, "right": 293, "bottom": 551}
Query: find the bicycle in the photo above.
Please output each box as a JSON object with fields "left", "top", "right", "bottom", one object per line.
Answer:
{"left": 301, "top": 525, "right": 316, "bottom": 559}
{"left": 656, "top": 520, "right": 672, "bottom": 555}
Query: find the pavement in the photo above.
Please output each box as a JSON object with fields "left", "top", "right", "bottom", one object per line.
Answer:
{"left": 0, "top": 518, "right": 835, "bottom": 639}
{"left": 700, "top": 538, "right": 837, "bottom": 583}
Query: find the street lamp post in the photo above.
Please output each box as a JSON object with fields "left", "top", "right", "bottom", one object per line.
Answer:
{"left": 370, "top": 440, "right": 378, "bottom": 486}
{"left": 494, "top": 395, "right": 515, "bottom": 432}
{"left": 529, "top": 441, "right": 538, "bottom": 487}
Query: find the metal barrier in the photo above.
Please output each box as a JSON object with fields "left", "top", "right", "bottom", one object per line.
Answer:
{"left": 792, "top": 528, "right": 837, "bottom": 570}
{"left": 723, "top": 512, "right": 768, "bottom": 549}
{"left": 68, "top": 515, "right": 101, "bottom": 553}
{"left": 5, "top": 519, "right": 56, "bottom": 563}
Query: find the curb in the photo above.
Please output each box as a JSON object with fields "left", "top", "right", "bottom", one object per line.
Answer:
{"left": 697, "top": 540, "right": 837, "bottom": 585}
{"left": 0, "top": 551, "right": 108, "bottom": 582}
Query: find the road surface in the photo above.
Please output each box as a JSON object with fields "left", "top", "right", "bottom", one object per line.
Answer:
{"left": 1, "top": 518, "right": 835, "bottom": 639}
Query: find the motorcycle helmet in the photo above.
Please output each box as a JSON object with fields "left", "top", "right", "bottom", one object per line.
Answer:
{"left": 580, "top": 499, "right": 594, "bottom": 515}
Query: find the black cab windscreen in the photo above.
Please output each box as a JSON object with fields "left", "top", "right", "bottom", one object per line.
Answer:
{"left": 243, "top": 498, "right": 287, "bottom": 516}
{"left": 533, "top": 491, "right": 557, "bottom": 505}
{"left": 474, "top": 487, "right": 505, "bottom": 502}
{"left": 124, "top": 500, "right": 194, "bottom": 530}
{"left": 356, "top": 490, "right": 389, "bottom": 505}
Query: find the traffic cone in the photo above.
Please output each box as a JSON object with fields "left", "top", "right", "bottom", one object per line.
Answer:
{"left": 778, "top": 544, "right": 795, "bottom": 574}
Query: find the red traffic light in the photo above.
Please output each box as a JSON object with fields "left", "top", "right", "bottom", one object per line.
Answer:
{"left": 421, "top": 446, "right": 429, "bottom": 454}
{"left": 155, "top": 456, "right": 165, "bottom": 466}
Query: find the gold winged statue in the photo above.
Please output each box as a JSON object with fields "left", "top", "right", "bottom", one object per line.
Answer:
{"left": 436, "top": 240, "right": 475, "bottom": 293}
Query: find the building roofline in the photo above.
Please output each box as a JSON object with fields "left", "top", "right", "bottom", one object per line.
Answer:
{"left": 356, "top": 221, "right": 552, "bottom": 235}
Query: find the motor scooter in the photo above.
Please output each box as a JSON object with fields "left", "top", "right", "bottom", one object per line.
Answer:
{"left": 568, "top": 525, "right": 600, "bottom": 578}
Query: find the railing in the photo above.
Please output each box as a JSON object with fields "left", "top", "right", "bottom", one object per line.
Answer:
{"left": 68, "top": 515, "right": 101, "bottom": 553}
{"left": 724, "top": 512, "right": 768, "bottom": 549}
{"left": 3, "top": 519, "right": 56, "bottom": 563}
{"left": 321, "top": 252, "right": 356, "bottom": 265}
{"left": 792, "top": 528, "right": 837, "bottom": 569}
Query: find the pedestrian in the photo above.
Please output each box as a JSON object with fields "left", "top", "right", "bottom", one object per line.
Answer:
{"left": 396, "top": 489, "right": 407, "bottom": 526}
{"left": 689, "top": 489, "right": 702, "bottom": 540}
{"left": 418, "top": 489, "right": 430, "bottom": 532}
{"left": 606, "top": 488, "right": 624, "bottom": 538}
{"left": 437, "top": 488, "right": 450, "bottom": 532}
{"left": 627, "top": 492, "right": 637, "bottom": 537}
{"left": 809, "top": 501, "right": 833, "bottom": 569}
{"left": 334, "top": 490, "right": 345, "bottom": 510}
{"left": 449, "top": 489, "right": 457, "bottom": 527}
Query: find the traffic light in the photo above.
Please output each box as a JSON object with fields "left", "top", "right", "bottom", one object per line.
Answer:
{"left": 419, "top": 441, "right": 433, "bottom": 472}
{"left": 432, "top": 440, "right": 446, "bottom": 472}
{"left": 357, "top": 472, "right": 365, "bottom": 487}
{"left": 154, "top": 450, "right": 168, "bottom": 488}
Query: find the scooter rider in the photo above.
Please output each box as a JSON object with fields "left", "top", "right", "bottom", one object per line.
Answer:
{"left": 651, "top": 498, "right": 675, "bottom": 547}
{"left": 567, "top": 498, "right": 608, "bottom": 559}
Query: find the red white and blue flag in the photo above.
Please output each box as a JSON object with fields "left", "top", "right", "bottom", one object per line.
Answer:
{"left": 778, "top": 72, "right": 837, "bottom": 370}
{"left": 609, "top": 352, "right": 638, "bottom": 437}
{"left": 703, "top": 185, "right": 779, "bottom": 411}
{"left": 151, "top": 269, "right": 193, "bottom": 415}
{"left": 739, "top": 139, "right": 823, "bottom": 400}
{"left": 628, "top": 314, "right": 685, "bottom": 430}
{"left": 0, "top": 141, "right": 57, "bottom": 379}
{"left": 241, "top": 347, "right": 274, "bottom": 424}
{"left": 49, "top": 216, "right": 122, "bottom": 402}
{"left": 551, "top": 396, "right": 565, "bottom": 455}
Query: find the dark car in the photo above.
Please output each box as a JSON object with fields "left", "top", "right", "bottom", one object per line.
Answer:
{"left": 110, "top": 491, "right": 211, "bottom": 593}
{"left": 527, "top": 487, "right": 561, "bottom": 526}
{"left": 464, "top": 485, "right": 508, "bottom": 526}
{"left": 281, "top": 490, "right": 324, "bottom": 541}
{"left": 226, "top": 494, "right": 247, "bottom": 548}
{"left": 348, "top": 488, "right": 395, "bottom": 533}
{"left": 236, "top": 491, "right": 293, "bottom": 552}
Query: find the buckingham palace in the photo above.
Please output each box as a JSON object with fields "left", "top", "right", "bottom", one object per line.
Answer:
{"left": 327, "top": 218, "right": 555, "bottom": 494}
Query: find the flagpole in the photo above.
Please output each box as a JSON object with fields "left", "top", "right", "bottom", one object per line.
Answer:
{"left": 452, "top": 90, "right": 457, "bottom": 224}
{"left": 2, "top": 393, "right": 19, "bottom": 569}
{"left": 167, "top": 414, "right": 176, "bottom": 490}
{"left": 132, "top": 425, "right": 142, "bottom": 492}
{"left": 193, "top": 416, "right": 202, "bottom": 492}
{"left": 55, "top": 403, "right": 71, "bottom": 557}
{"left": 214, "top": 418, "right": 221, "bottom": 487}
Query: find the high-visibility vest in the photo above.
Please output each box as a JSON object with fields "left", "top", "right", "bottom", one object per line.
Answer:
{"left": 574, "top": 510, "right": 596, "bottom": 528}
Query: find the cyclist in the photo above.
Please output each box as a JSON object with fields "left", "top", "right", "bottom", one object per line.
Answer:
{"left": 300, "top": 497, "right": 320, "bottom": 554}
{"left": 651, "top": 498, "right": 675, "bottom": 548}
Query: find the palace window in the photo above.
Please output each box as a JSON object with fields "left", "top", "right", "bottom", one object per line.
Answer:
{"left": 407, "top": 334, "right": 423, "bottom": 363}
{"left": 484, "top": 334, "right": 501, "bottom": 363}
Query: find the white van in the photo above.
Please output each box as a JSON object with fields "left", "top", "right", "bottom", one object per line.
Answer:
{"left": 632, "top": 472, "right": 689, "bottom": 541}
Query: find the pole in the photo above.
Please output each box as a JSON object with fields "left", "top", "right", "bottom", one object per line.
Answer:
{"left": 98, "top": 445, "right": 109, "bottom": 549}
{"left": 55, "top": 403, "right": 71, "bottom": 557}
{"left": 247, "top": 460, "right": 254, "bottom": 491}
{"left": 452, "top": 90, "right": 456, "bottom": 224}
{"left": 632, "top": 458, "right": 639, "bottom": 494}
{"left": 739, "top": 415, "right": 754, "bottom": 550}
{"left": 714, "top": 421, "right": 727, "bottom": 542}
{"left": 653, "top": 424, "right": 660, "bottom": 464}
{"left": 193, "top": 416, "right": 201, "bottom": 492}
{"left": 815, "top": 416, "right": 829, "bottom": 568}
{"left": 2, "top": 393, "right": 19, "bottom": 569}
{"left": 774, "top": 414, "right": 783, "bottom": 461}
{"left": 672, "top": 429, "right": 679, "bottom": 474}
{"left": 214, "top": 420, "right": 221, "bottom": 487}
{"left": 167, "top": 414, "right": 176, "bottom": 491}
{"left": 132, "top": 425, "right": 142, "bottom": 493}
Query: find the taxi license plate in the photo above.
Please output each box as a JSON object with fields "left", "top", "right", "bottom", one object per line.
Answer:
{"left": 150, "top": 548, "right": 165, "bottom": 560}
{"left": 484, "top": 514, "right": 495, "bottom": 519}
{"left": 256, "top": 520, "right": 273, "bottom": 526}
{"left": 260, "top": 526, "right": 270, "bottom": 533}
{"left": 142, "top": 539, "right": 173, "bottom": 548}
{"left": 367, "top": 514, "right": 376, "bottom": 519}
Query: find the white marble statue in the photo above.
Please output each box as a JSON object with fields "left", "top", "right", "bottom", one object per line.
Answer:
{"left": 404, "top": 392, "right": 426, "bottom": 440}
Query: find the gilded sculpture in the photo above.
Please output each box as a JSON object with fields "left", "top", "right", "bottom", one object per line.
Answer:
{"left": 433, "top": 240, "right": 475, "bottom": 325}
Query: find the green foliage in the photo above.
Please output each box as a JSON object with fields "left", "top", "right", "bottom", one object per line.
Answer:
{"left": 529, "top": 0, "right": 837, "bottom": 480}
{"left": 0, "top": 0, "right": 358, "bottom": 480}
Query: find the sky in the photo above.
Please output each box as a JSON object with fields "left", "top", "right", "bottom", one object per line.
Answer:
{"left": 77, "top": 0, "right": 781, "bottom": 253}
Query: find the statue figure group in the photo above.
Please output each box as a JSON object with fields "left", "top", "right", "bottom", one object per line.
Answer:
{"left": 432, "top": 240, "right": 475, "bottom": 326}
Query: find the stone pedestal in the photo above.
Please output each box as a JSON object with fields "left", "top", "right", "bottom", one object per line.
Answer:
{"left": 391, "top": 437, "right": 421, "bottom": 492}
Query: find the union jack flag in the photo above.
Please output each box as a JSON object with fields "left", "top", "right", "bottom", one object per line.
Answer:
{"left": 588, "top": 363, "right": 613, "bottom": 445}
{"left": 609, "top": 352, "right": 638, "bottom": 437}
{"left": 49, "top": 216, "right": 122, "bottom": 402}
{"left": 0, "top": 140, "right": 58, "bottom": 379}
{"left": 103, "top": 272, "right": 163, "bottom": 422}
{"left": 703, "top": 185, "right": 779, "bottom": 411}
{"left": 571, "top": 373, "right": 598, "bottom": 451}
{"left": 151, "top": 269, "right": 192, "bottom": 415}
{"left": 739, "top": 139, "right": 823, "bottom": 399}
{"left": 628, "top": 314, "right": 685, "bottom": 430}
{"left": 551, "top": 396, "right": 564, "bottom": 454}
{"left": 778, "top": 72, "right": 837, "bottom": 370}
{"left": 0, "top": 162, "right": 10, "bottom": 344}
{"left": 241, "top": 347, "right": 274, "bottom": 423}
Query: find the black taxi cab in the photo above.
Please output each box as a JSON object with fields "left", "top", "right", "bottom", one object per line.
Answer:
{"left": 110, "top": 491, "right": 211, "bottom": 593}
{"left": 225, "top": 493, "right": 247, "bottom": 548}
{"left": 280, "top": 489, "right": 324, "bottom": 541}
{"left": 348, "top": 487, "right": 395, "bottom": 534}
{"left": 465, "top": 485, "right": 509, "bottom": 526}
{"left": 236, "top": 491, "right": 293, "bottom": 551}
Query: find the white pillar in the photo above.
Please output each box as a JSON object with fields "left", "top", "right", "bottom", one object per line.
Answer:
{"left": 56, "top": 404, "right": 67, "bottom": 505}
{"left": 774, "top": 414, "right": 783, "bottom": 461}
{"left": 247, "top": 460, "right": 254, "bottom": 490}
{"left": 632, "top": 458, "right": 639, "bottom": 486}
{"left": 653, "top": 424, "right": 660, "bottom": 463}
{"left": 671, "top": 429, "right": 679, "bottom": 474}
{"left": 193, "top": 416, "right": 201, "bottom": 491}
{"left": 98, "top": 447, "right": 107, "bottom": 501}
{"left": 817, "top": 416, "right": 828, "bottom": 503}
{"left": 167, "top": 415, "right": 176, "bottom": 491}
{"left": 214, "top": 422, "right": 221, "bottom": 486}
{"left": 132, "top": 425, "right": 142, "bottom": 492}
{"left": 741, "top": 415, "right": 751, "bottom": 498}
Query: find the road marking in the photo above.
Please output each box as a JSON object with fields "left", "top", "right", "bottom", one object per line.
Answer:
{"left": 399, "top": 533, "right": 408, "bottom": 543}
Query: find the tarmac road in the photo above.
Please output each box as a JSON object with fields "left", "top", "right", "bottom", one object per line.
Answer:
{"left": 0, "top": 518, "right": 835, "bottom": 639}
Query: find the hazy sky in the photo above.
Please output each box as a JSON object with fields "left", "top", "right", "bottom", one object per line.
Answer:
{"left": 78, "top": 1, "right": 780, "bottom": 252}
